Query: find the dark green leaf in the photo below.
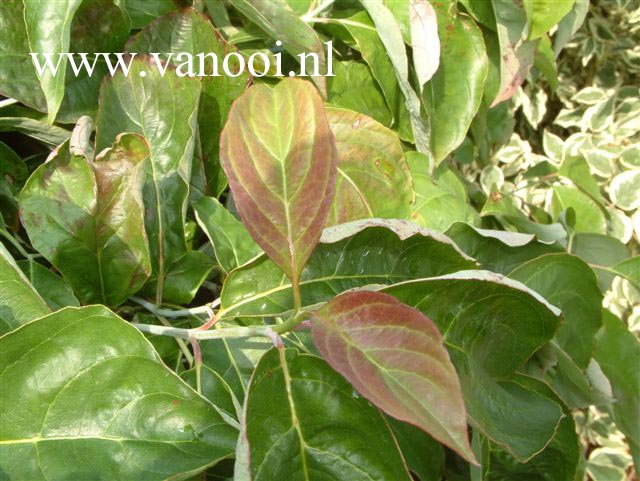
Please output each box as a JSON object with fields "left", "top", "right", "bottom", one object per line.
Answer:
{"left": 0, "top": 306, "right": 237, "bottom": 480}
{"left": 17, "top": 259, "right": 79, "bottom": 311}
{"left": 220, "top": 218, "right": 475, "bottom": 318}
{"left": 241, "top": 348, "right": 413, "bottom": 480}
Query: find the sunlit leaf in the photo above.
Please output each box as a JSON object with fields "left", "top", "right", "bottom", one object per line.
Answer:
{"left": 220, "top": 78, "right": 338, "bottom": 286}
{"left": 312, "top": 291, "right": 476, "bottom": 463}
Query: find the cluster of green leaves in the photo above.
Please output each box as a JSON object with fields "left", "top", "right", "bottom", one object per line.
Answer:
{"left": 0, "top": 1, "right": 638, "bottom": 481}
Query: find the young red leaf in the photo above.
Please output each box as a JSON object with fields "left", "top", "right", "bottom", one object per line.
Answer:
{"left": 311, "top": 291, "right": 477, "bottom": 464}
{"left": 220, "top": 79, "right": 338, "bottom": 288}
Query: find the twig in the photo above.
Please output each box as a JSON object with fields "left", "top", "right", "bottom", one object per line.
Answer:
{"left": 131, "top": 296, "right": 220, "bottom": 318}
{"left": 132, "top": 323, "right": 276, "bottom": 340}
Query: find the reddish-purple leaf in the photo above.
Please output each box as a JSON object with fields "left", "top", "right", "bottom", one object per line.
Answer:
{"left": 220, "top": 79, "right": 338, "bottom": 285}
{"left": 311, "top": 291, "right": 477, "bottom": 464}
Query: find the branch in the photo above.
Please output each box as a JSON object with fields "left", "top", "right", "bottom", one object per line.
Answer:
{"left": 131, "top": 322, "right": 276, "bottom": 340}
{"left": 131, "top": 296, "right": 219, "bottom": 319}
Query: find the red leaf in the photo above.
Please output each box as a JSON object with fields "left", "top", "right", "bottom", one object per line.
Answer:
{"left": 312, "top": 291, "right": 477, "bottom": 464}
{"left": 220, "top": 79, "right": 338, "bottom": 285}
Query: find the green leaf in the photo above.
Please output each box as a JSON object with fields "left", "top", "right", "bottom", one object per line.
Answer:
{"left": 524, "top": 0, "right": 575, "bottom": 40}
{"left": 0, "top": 0, "right": 46, "bottom": 113}
{"left": 490, "top": 0, "right": 538, "bottom": 106}
{"left": 0, "top": 306, "right": 237, "bottom": 480}
{"left": 360, "top": 0, "right": 431, "bottom": 154}
{"left": 20, "top": 133, "right": 152, "bottom": 306}
{"left": 194, "top": 197, "right": 261, "bottom": 275}
{"left": 125, "top": 0, "right": 176, "bottom": 28}
{"left": 96, "top": 57, "right": 202, "bottom": 305}
{"left": 558, "top": 155, "right": 606, "bottom": 207}
{"left": 485, "top": 375, "right": 580, "bottom": 480}
{"left": 23, "top": 0, "right": 83, "bottom": 123}
{"left": 0, "top": 243, "right": 50, "bottom": 334}
{"left": 381, "top": 270, "right": 564, "bottom": 459}
{"left": 327, "top": 60, "right": 392, "bottom": 126}
{"left": 326, "top": 106, "right": 413, "bottom": 225}
{"left": 127, "top": 8, "right": 248, "bottom": 197}
{"left": 509, "top": 253, "right": 602, "bottom": 368}
{"left": 423, "top": 11, "right": 488, "bottom": 163}
{"left": 408, "top": 152, "right": 480, "bottom": 231}
{"left": 312, "top": 291, "right": 476, "bottom": 463}
{"left": 241, "top": 348, "right": 413, "bottom": 480}
{"left": 0, "top": 116, "right": 70, "bottom": 147}
{"left": 445, "top": 223, "right": 560, "bottom": 274}
{"left": 553, "top": 0, "right": 589, "bottom": 56}
{"left": 220, "top": 79, "right": 338, "bottom": 286}
{"left": 459, "top": 0, "right": 496, "bottom": 30}
{"left": 570, "top": 233, "right": 629, "bottom": 289}
{"left": 227, "top": 0, "right": 328, "bottom": 95}
{"left": 551, "top": 185, "right": 607, "bottom": 234}
{"left": 387, "top": 418, "right": 445, "bottom": 481}
{"left": 340, "top": 11, "right": 402, "bottom": 130}
{"left": 595, "top": 311, "right": 640, "bottom": 465}
{"left": 17, "top": 259, "right": 79, "bottom": 311}
{"left": 611, "top": 256, "right": 640, "bottom": 290}
{"left": 220, "top": 218, "right": 475, "bottom": 319}
{"left": 151, "top": 250, "right": 214, "bottom": 305}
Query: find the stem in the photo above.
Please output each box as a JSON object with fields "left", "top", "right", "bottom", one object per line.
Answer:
{"left": 272, "top": 310, "right": 308, "bottom": 334}
{"left": 302, "top": 0, "right": 336, "bottom": 21}
{"left": 130, "top": 296, "right": 219, "bottom": 319}
{"left": 132, "top": 323, "right": 276, "bottom": 340}
{"left": 0, "top": 229, "right": 31, "bottom": 258}
{"left": 190, "top": 337, "right": 202, "bottom": 394}
{"left": 156, "top": 315, "right": 194, "bottom": 367}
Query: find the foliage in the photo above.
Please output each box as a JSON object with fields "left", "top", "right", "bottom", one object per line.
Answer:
{"left": 0, "top": 1, "right": 638, "bottom": 480}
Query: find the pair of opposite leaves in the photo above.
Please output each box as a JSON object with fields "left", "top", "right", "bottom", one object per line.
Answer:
{"left": 220, "top": 78, "right": 477, "bottom": 463}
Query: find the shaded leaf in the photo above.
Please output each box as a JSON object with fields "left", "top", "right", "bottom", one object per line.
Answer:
{"left": 17, "top": 259, "right": 79, "bottom": 311}
{"left": 312, "top": 291, "right": 476, "bottom": 463}
{"left": 194, "top": 196, "right": 261, "bottom": 275}
{"left": 20, "top": 133, "right": 152, "bottom": 306}
{"left": 220, "top": 218, "right": 475, "bottom": 319}
{"left": 595, "top": 311, "right": 640, "bottom": 459}
{"left": 388, "top": 417, "right": 445, "bottom": 481}
{"left": 241, "top": 348, "right": 413, "bottom": 480}
{"left": 0, "top": 243, "right": 50, "bottom": 334}
{"left": 220, "top": 78, "right": 338, "bottom": 286}
{"left": 0, "top": 306, "right": 237, "bottom": 480}
{"left": 509, "top": 253, "right": 602, "bottom": 368}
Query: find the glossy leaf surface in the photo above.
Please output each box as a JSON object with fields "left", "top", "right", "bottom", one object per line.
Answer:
{"left": 20, "top": 134, "right": 151, "bottom": 306}
{"left": 220, "top": 219, "right": 475, "bottom": 318}
{"left": 327, "top": 107, "right": 413, "bottom": 225}
{"left": 0, "top": 243, "right": 50, "bottom": 334}
{"left": 312, "top": 291, "right": 476, "bottom": 463}
{"left": 220, "top": 79, "right": 338, "bottom": 284}
{"left": 382, "top": 271, "right": 563, "bottom": 459}
{"left": 96, "top": 58, "right": 202, "bottom": 304}
{"left": 0, "top": 306, "right": 237, "bottom": 480}
{"left": 241, "top": 348, "right": 413, "bottom": 480}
